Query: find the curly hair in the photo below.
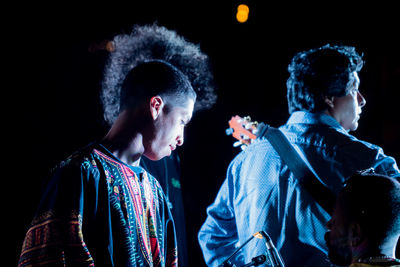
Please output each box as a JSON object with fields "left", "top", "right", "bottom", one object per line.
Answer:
{"left": 101, "top": 23, "right": 217, "bottom": 125}
{"left": 287, "top": 44, "right": 364, "bottom": 114}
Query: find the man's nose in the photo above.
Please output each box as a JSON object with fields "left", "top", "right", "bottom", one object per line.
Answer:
{"left": 358, "top": 91, "right": 366, "bottom": 107}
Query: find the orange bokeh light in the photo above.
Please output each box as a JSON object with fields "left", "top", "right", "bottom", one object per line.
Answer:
{"left": 236, "top": 4, "right": 249, "bottom": 23}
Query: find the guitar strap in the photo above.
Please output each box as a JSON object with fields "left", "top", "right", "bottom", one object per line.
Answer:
{"left": 258, "top": 123, "right": 335, "bottom": 215}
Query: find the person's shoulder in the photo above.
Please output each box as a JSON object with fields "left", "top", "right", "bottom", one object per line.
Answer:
{"left": 41, "top": 143, "right": 101, "bottom": 189}
{"left": 328, "top": 128, "right": 383, "bottom": 154}
{"left": 298, "top": 123, "right": 382, "bottom": 153}
{"left": 53, "top": 143, "right": 99, "bottom": 172}
{"left": 230, "top": 137, "right": 280, "bottom": 167}
{"left": 310, "top": 125, "right": 387, "bottom": 167}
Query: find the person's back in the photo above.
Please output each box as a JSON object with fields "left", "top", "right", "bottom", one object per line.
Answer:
{"left": 219, "top": 112, "right": 399, "bottom": 266}
{"left": 198, "top": 44, "right": 400, "bottom": 266}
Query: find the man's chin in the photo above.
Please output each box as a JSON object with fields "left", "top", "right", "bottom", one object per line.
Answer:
{"left": 143, "top": 152, "right": 168, "bottom": 161}
{"left": 348, "top": 122, "right": 359, "bottom": 132}
{"left": 328, "top": 249, "right": 352, "bottom": 266}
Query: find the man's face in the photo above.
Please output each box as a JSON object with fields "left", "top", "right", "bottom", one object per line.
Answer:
{"left": 145, "top": 98, "right": 194, "bottom": 160}
{"left": 330, "top": 72, "right": 366, "bottom": 131}
{"left": 325, "top": 193, "right": 354, "bottom": 266}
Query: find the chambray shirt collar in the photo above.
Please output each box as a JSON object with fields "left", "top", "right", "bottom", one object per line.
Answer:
{"left": 286, "top": 111, "right": 348, "bottom": 133}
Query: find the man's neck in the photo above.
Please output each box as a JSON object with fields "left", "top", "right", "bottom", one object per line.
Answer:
{"left": 102, "top": 130, "right": 145, "bottom": 167}
{"left": 102, "top": 109, "right": 150, "bottom": 166}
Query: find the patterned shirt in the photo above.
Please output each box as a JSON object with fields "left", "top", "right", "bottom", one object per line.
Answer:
{"left": 18, "top": 143, "right": 177, "bottom": 266}
{"left": 350, "top": 260, "right": 400, "bottom": 267}
{"left": 198, "top": 111, "right": 400, "bottom": 267}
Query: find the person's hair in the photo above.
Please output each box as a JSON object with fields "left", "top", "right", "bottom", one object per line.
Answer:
{"left": 287, "top": 44, "right": 364, "bottom": 114}
{"left": 341, "top": 173, "right": 400, "bottom": 245}
{"left": 101, "top": 23, "right": 217, "bottom": 125}
{"left": 119, "top": 60, "right": 195, "bottom": 111}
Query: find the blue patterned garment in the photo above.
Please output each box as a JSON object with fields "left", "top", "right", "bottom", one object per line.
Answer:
{"left": 198, "top": 111, "right": 400, "bottom": 267}
{"left": 18, "top": 143, "right": 177, "bottom": 267}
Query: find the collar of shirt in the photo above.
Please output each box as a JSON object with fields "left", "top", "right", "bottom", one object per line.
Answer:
{"left": 286, "top": 111, "right": 348, "bottom": 134}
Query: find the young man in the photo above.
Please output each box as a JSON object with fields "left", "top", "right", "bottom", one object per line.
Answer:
{"left": 100, "top": 23, "right": 217, "bottom": 267}
{"left": 198, "top": 44, "right": 400, "bottom": 266}
{"left": 18, "top": 60, "right": 195, "bottom": 266}
{"left": 325, "top": 173, "right": 400, "bottom": 266}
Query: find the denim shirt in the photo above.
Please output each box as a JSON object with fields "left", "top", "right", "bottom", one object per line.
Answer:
{"left": 198, "top": 111, "right": 400, "bottom": 267}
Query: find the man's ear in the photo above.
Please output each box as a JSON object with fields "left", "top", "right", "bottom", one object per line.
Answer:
{"left": 324, "top": 96, "right": 335, "bottom": 109}
{"left": 149, "top": 96, "right": 164, "bottom": 120}
{"left": 350, "top": 222, "right": 363, "bottom": 247}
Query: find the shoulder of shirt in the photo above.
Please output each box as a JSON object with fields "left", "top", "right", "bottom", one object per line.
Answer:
{"left": 283, "top": 111, "right": 383, "bottom": 152}
{"left": 282, "top": 122, "right": 384, "bottom": 154}
{"left": 52, "top": 143, "right": 99, "bottom": 173}
{"left": 231, "top": 123, "right": 386, "bottom": 170}
{"left": 231, "top": 137, "right": 279, "bottom": 165}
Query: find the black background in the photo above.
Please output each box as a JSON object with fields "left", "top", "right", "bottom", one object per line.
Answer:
{"left": 6, "top": 1, "right": 400, "bottom": 266}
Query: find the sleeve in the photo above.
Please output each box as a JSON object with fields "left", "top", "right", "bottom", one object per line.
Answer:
{"left": 341, "top": 135, "right": 400, "bottom": 182}
{"left": 18, "top": 158, "right": 96, "bottom": 267}
{"left": 197, "top": 161, "right": 244, "bottom": 267}
{"left": 371, "top": 149, "right": 400, "bottom": 181}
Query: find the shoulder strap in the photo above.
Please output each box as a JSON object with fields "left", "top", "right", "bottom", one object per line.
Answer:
{"left": 259, "top": 124, "right": 335, "bottom": 215}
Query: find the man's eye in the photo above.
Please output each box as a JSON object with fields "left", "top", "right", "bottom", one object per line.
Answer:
{"left": 349, "top": 87, "right": 358, "bottom": 94}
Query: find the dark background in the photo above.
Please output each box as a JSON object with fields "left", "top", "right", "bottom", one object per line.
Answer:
{"left": 6, "top": 1, "right": 400, "bottom": 266}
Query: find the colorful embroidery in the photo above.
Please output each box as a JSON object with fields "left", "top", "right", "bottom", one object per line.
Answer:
{"left": 19, "top": 144, "right": 177, "bottom": 266}
{"left": 93, "top": 149, "right": 162, "bottom": 266}
{"left": 18, "top": 210, "right": 94, "bottom": 267}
